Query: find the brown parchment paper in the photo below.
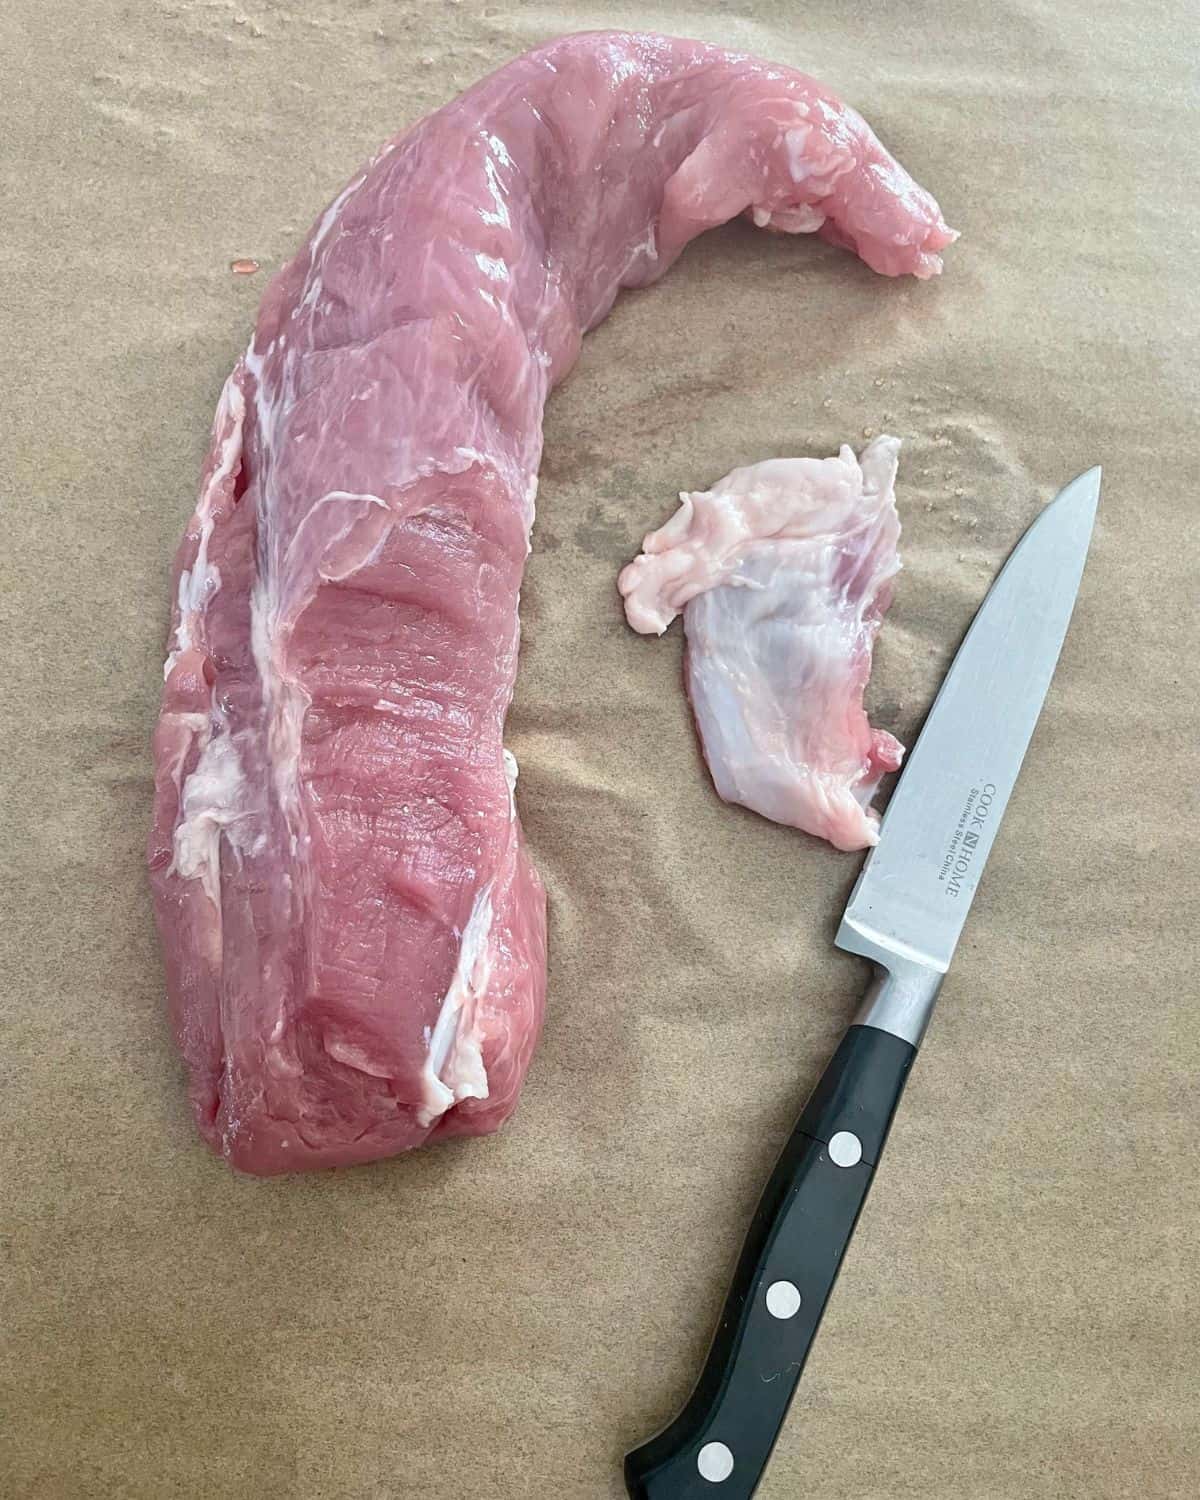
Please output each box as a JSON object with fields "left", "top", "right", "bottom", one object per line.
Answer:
{"left": 2, "top": 2, "right": 1197, "bottom": 1496}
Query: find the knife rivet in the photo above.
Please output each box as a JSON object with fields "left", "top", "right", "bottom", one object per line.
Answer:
{"left": 697, "top": 1442, "right": 734, "bottom": 1483}
{"left": 765, "top": 1280, "right": 802, "bottom": 1319}
{"left": 828, "top": 1131, "right": 863, "bottom": 1167}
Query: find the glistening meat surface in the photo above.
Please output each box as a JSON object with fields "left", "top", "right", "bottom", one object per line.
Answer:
{"left": 619, "top": 438, "right": 905, "bottom": 851}
{"left": 148, "top": 31, "right": 955, "bottom": 1174}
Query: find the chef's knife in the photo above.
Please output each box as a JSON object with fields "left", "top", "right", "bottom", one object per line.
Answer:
{"left": 624, "top": 467, "right": 1101, "bottom": 1499}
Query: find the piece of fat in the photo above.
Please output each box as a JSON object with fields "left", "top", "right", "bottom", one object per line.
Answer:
{"left": 416, "top": 883, "right": 495, "bottom": 1127}
{"left": 618, "top": 437, "right": 904, "bottom": 851}
{"left": 171, "top": 733, "right": 256, "bottom": 905}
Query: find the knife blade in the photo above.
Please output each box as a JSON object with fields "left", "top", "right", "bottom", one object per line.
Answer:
{"left": 624, "top": 468, "right": 1101, "bottom": 1500}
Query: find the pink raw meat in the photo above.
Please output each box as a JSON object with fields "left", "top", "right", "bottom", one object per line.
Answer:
{"left": 619, "top": 438, "right": 905, "bottom": 850}
{"left": 149, "top": 32, "right": 955, "bottom": 1174}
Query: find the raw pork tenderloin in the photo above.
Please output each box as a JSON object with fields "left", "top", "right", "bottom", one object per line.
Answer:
{"left": 149, "top": 32, "right": 955, "bottom": 1173}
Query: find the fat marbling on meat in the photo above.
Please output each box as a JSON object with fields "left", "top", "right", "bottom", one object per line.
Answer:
{"left": 619, "top": 438, "right": 905, "bottom": 850}
{"left": 148, "top": 32, "right": 955, "bottom": 1173}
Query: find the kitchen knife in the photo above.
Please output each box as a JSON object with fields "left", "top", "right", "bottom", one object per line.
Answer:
{"left": 624, "top": 467, "right": 1101, "bottom": 1499}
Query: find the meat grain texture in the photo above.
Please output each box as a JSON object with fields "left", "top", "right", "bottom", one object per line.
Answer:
{"left": 149, "top": 31, "right": 955, "bottom": 1174}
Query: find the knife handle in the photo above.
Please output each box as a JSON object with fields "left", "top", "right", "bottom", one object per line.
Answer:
{"left": 624, "top": 1023, "right": 916, "bottom": 1500}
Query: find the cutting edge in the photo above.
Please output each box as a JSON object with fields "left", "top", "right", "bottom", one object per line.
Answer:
{"left": 834, "top": 465, "right": 1101, "bottom": 1043}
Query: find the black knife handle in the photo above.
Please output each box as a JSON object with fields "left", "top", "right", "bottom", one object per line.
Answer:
{"left": 624, "top": 1024, "right": 916, "bottom": 1500}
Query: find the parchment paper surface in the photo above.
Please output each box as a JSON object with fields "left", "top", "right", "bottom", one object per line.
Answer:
{"left": 2, "top": 2, "right": 1196, "bottom": 1495}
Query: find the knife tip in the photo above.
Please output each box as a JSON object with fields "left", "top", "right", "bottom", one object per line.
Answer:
{"left": 1051, "top": 465, "right": 1102, "bottom": 527}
